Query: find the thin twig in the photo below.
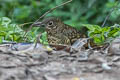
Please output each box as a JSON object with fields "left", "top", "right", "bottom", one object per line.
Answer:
{"left": 38, "top": 0, "right": 72, "bottom": 19}
{"left": 101, "top": 10, "right": 113, "bottom": 27}
{"left": 34, "top": 33, "right": 42, "bottom": 49}
{"left": 19, "top": 22, "right": 34, "bottom": 27}
{"left": 23, "top": 0, "right": 72, "bottom": 41}
{"left": 101, "top": 2, "right": 119, "bottom": 27}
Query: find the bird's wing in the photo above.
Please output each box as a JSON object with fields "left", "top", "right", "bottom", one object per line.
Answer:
{"left": 48, "top": 34, "right": 71, "bottom": 45}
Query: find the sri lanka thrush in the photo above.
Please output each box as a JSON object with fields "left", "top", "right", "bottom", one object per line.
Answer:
{"left": 33, "top": 17, "right": 86, "bottom": 45}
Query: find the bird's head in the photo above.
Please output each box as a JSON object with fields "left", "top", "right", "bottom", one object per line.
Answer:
{"left": 33, "top": 17, "right": 61, "bottom": 30}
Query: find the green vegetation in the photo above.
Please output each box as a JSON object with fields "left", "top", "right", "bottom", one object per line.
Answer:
{"left": 0, "top": 17, "right": 24, "bottom": 43}
{"left": 1, "top": 17, "right": 120, "bottom": 45}
{"left": 84, "top": 24, "right": 120, "bottom": 44}
{"left": 0, "top": 17, "right": 48, "bottom": 44}
{"left": 0, "top": 0, "right": 120, "bottom": 45}
{"left": 0, "top": 0, "right": 120, "bottom": 26}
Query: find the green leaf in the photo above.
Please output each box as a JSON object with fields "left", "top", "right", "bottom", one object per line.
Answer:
{"left": 94, "top": 37, "right": 102, "bottom": 44}
{"left": 0, "top": 36, "right": 2, "bottom": 43}
{"left": 40, "top": 32, "right": 48, "bottom": 45}
{"left": 1, "top": 17, "right": 11, "bottom": 27}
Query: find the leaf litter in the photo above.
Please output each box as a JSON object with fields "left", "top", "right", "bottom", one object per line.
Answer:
{"left": 0, "top": 38, "right": 120, "bottom": 80}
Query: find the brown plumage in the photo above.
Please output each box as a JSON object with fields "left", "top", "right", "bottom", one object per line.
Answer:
{"left": 34, "top": 17, "right": 86, "bottom": 45}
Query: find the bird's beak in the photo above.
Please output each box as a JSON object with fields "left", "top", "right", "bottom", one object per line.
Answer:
{"left": 33, "top": 22, "right": 44, "bottom": 27}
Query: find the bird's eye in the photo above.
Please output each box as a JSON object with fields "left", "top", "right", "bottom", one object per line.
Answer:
{"left": 48, "top": 21, "right": 53, "bottom": 26}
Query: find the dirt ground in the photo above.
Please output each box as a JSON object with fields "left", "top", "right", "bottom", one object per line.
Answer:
{"left": 0, "top": 39, "right": 120, "bottom": 80}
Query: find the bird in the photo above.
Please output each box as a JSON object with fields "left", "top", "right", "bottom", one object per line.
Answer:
{"left": 33, "top": 17, "right": 86, "bottom": 45}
